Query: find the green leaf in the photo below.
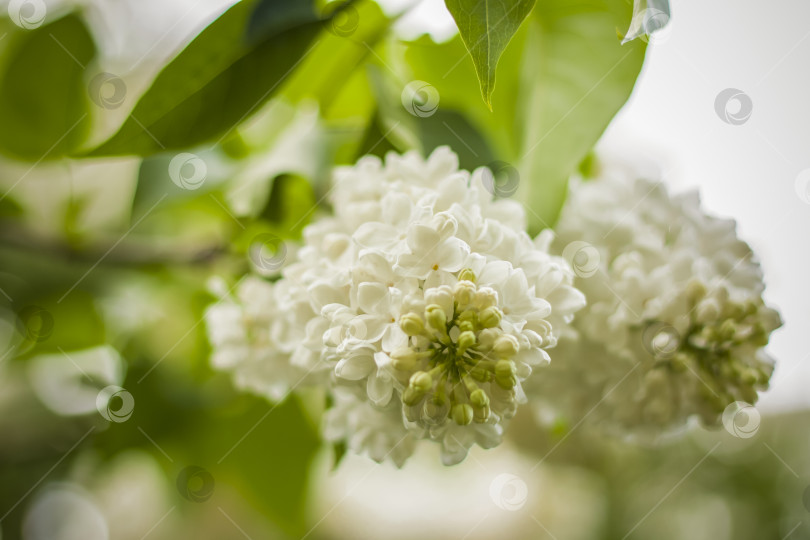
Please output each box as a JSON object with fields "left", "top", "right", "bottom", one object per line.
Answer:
{"left": 260, "top": 173, "right": 316, "bottom": 237}
{"left": 279, "top": 0, "right": 392, "bottom": 111}
{"left": 0, "top": 14, "right": 96, "bottom": 161}
{"left": 88, "top": 0, "right": 323, "bottom": 157}
{"left": 247, "top": 0, "right": 319, "bottom": 43}
{"left": 444, "top": 0, "right": 536, "bottom": 108}
{"left": 520, "top": 0, "right": 647, "bottom": 231}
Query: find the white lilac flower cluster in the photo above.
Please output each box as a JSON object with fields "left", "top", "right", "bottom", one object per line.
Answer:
{"left": 527, "top": 170, "right": 781, "bottom": 436}
{"left": 206, "top": 147, "right": 585, "bottom": 465}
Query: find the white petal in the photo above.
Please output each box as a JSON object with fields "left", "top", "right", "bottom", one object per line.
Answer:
{"left": 367, "top": 373, "right": 393, "bottom": 406}
{"left": 357, "top": 282, "right": 389, "bottom": 314}
{"left": 335, "top": 353, "right": 374, "bottom": 380}
{"left": 381, "top": 324, "right": 408, "bottom": 352}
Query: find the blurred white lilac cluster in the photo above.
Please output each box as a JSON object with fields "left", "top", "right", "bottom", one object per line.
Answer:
{"left": 528, "top": 168, "right": 781, "bottom": 437}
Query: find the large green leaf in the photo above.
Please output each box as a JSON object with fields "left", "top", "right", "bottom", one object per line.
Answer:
{"left": 444, "top": 0, "right": 536, "bottom": 108}
{"left": 247, "top": 0, "right": 319, "bottom": 42}
{"left": 88, "top": 0, "right": 324, "bottom": 157}
{"left": 0, "top": 14, "right": 96, "bottom": 161}
{"left": 520, "top": 0, "right": 647, "bottom": 231}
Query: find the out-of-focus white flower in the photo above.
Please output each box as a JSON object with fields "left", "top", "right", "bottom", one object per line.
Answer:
{"left": 527, "top": 170, "right": 781, "bottom": 436}
{"left": 204, "top": 276, "right": 304, "bottom": 402}
{"left": 323, "top": 387, "right": 418, "bottom": 468}
{"left": 208, "top": 147, "right": 584, "bottom": 466}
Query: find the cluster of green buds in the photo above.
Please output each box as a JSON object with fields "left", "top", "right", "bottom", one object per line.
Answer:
{"left": 391, "top": 269, "right": 523, "bottom": 428}
{"left": 646, "top": 281, "right": 781, "bottom": 417}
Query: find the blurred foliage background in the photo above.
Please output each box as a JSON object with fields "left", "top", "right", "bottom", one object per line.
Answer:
{"left": 0, "top": 0, "right": 806, "bottom": 538}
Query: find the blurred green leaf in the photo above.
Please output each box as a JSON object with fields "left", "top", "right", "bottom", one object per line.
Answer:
{"left": 0, "top": 195, "right": 23, "bottom": 219}
{"left": 14, "top": 291, "right": 106, "bottom": 357}
{"left": 88, "top": 0, "right": 323, "bottom": 157}
{"left": 247, "top": 0, "right": 319, "bottom": 43}
{"left": 210, "top": 396, "right": 321, "bottom": 535}
{"left": 133, "top": 151, "right": 223, "bottom": 217}
{"left": 96, "top": 368, "right": 321, "bottom": 536}
{"left": 520, "top": 0, "right": 647, "bottom": 231}
{"left": 444, "top": 0, "right": 536, "bottom": 108}
{"left": 279, "top": 0, "right": 392, "bottom": 111}
{"left": 331, "top": 441, "right": 347, "bottom": 470}
{"left": 260, "top": 173, "right": 317, "bottom": 238}
{"left": 0, "top": 14, "right": 95, "bottom": 161}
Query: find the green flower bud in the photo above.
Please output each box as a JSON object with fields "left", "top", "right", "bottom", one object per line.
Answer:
{"left": 399, "top": 313, "right": 424, "bottom": 336}
{"left": 457, "top": 309, "right": 476, "bottom": 324}
{"left": 473, "top": 403, "right": 490, "bottom": 423}
{"left": 403, "top": 386, "right": 423, "bottom": 406}
{"left": 495, "top": 359, "right": 516, "bottom": 378}
{"left": 474, "top": 287, "right": 498, "bottom": 309}
{"left": 452, "top": 403, "right": 474, "bottom": 425}
{"left": 479, "top": 306, "right": 503, "bottom": 329}
{"left": 740, "top": 368, "right": 759, "bottom": 386}
{"left": 455, "top": 280, "right": 476, "bottom": 305}
{"left": 458, "top": 268, "right": 476, "bottom": 282}
{"left": 494, "top": 335, "right": 519, "bottom": 357}
{"left": 391, "top": 347, "right": 417, "bottom": 371}
{"left": 459, "top": 320, "right": 475, "bottom": 333}
{"left": 458, "top": 330, "right": 476, "bottom": 351}
{"left": 719, "top": 319, "right": 736, "bottom": 341}
{"left": 425, "top": 304, "right": 447, "bottom": 331}
{"left": 686, "top": 280, "right": 706, "bottom": 301}
{"left": 409, "top": 371, "right": 432, "bottom": 392}
{"left": 470, "top": 366, "right": 490, "bottom": 382}
{"left": 495, "top": 360, "right": 517, "bottom": 389}
{"left": 470, "top": 388, "right": 489, "bottom": 408}
{"left": 477, "top": 328, "right": 499, "bottom": 348}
